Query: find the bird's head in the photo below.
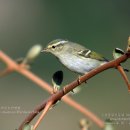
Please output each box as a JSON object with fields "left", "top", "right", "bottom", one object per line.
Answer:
{"left": 41, "top": 39, "right": 68, "bottom": 56}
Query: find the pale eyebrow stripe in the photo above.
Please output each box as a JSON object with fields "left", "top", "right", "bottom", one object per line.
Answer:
{"left": 55, "top": 40, "right": 67, "bottom": 45}
{"left": 48, "top": 40, "right": 67, "bottom": 48}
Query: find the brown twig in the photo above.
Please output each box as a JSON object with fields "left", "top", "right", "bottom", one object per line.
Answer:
{"left": 33, "top": 101, "right": 53, "bottom": 130}
{"left": 0, "top": 51, "right": 105, "bottom": 129}
{"left": 117, "top": 65, "right": 130, "bottom": 91}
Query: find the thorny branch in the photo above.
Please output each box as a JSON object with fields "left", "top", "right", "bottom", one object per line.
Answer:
{"left": 17, "top": 51, "right": 130, "bottom": 130}
{"left": 0, "top": 51, "right": 105, "bottom": 129}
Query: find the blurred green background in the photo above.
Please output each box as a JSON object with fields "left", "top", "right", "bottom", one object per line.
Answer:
{"left": 0, "top": 0, "right": 130, "bottom": 130}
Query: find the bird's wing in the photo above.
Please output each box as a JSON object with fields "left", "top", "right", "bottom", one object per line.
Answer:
{"left": 77, "top": 49, "right": 108, "bottom": 61}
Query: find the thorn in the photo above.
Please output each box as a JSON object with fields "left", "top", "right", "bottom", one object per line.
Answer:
{"left": 77, "top": 76, "right": 82, "bottom": 85}
{"left": 63, "top": 87, "right": 67, "bottom": 94}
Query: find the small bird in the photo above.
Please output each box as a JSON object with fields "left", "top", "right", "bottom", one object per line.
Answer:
{"left": 41, "top": 39, "right": 108, "bottom": 75}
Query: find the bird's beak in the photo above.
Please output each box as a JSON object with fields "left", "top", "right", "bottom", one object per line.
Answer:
{"left": 41, "top": 48, "right": 48, "bottom": 52}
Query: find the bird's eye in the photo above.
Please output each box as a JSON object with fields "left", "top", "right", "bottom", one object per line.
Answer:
{"left": 52, "top": 45, "right": 55, "bottom": 49}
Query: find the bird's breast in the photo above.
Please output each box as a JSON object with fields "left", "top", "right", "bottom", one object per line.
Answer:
{"left": 58, "top": 54, "right": 106, "bottom": 74}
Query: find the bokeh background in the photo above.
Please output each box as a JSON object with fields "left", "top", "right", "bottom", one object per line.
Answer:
{"left": 0, "top": 0, "right": 130, "bottom": 130}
